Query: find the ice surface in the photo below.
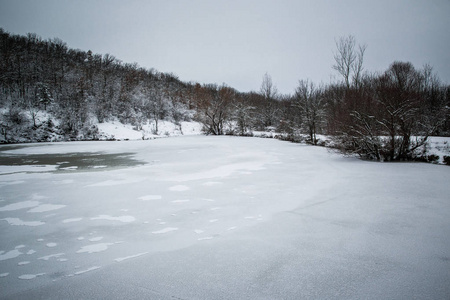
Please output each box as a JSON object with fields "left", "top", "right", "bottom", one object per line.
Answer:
{"left": 0, "top": 136, "right": 449, "bottom": 299}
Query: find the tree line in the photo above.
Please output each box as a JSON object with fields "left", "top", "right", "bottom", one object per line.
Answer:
{"left": 1, "top": 29, "right": 449, "bottom": 161}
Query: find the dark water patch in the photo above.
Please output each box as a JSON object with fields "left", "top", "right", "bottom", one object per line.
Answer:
{"left": 0, "top": 152, "right": 146, "bottom": 173}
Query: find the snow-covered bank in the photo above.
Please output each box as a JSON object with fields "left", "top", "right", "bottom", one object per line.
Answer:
{"left": 96, "top": 120, "right": 203, "bottom": 140}
{"left": 0, "top": 106, "right": 203, "bottom": 143}
{"left": 0, "top": 136, "right": 449, "bottom": 299}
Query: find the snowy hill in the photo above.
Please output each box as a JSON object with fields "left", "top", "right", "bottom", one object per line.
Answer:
{"left": 96, "top": 120, "right": 203, "bottom": 140}
{"left": 0, "top": 107, "right": 203, "bottom": 143}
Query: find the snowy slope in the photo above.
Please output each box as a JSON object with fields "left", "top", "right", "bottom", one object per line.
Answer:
{"left": 0, "top": 136, "right": 449, "bottom": 299}
{"left": 96, "top": 120, "right": 203, "bottom": 140}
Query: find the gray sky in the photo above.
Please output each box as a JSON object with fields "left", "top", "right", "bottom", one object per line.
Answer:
{"left": 1, "top": 0, "right": 449, "bottom": 94}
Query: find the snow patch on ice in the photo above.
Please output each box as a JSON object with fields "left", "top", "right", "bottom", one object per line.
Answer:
{"left": 18, "top": 273, "right": 45, "bottom": 280}
{"left": 91, "top": 215, "right": 136, "bottom": 223}
{"left": 92, "top": 165, "right": 107, "bottom": 169}
{"left": 171, "top": 199, "right": 190, "bottom": 203}
{"left": 18, "top": 261, "right": 30, "bottom": 266}
{"left": 0, "top": 273, "right": 9, "bottom": 277}
{"left": 76, "top": 243, "right": 114, "bottom": 254}
{"left": 74, "top": 266, "right": 100, "bottom": 275}
{"left": 46, "top": 243, "right": 57, "bottom": 248}
{"left": 169, "top": 185, "right": 190, "bottom": 191}
{"left": 138, "top": 195, "right": 162, "bottom": 201}
{"left": 89, "top": 237, "right": 103, "bottom": 242}
{"left": 114, "top": 252, "right": 148, "bottom": 262}
{"left": 38, "top": 253, "right": 65, "bottom": 261}
{"left": 59, "top": 166, "right": 78, "bottom": 171}
{"left": 0, "top": 165, "right": 57, "bottom": 175}
{"left": 28, "top": 204, "right": 66, "bottom": 213}
{"left": 0, "top": 249, "right": 22, "bottom": 261}
{"left": 66, "top": 266, "right": 100, "bottom": 277}
{"left": 1, "top": 218, "right": 45, "bottom": 226}
{"left": 0, "top": 200, "right": 40, "bottom": 211}
{"left": 152, "top": 227, "right": 178, "bottom": 234}
{"left": 62, "top": 218, "right": 83, "bottom": 223}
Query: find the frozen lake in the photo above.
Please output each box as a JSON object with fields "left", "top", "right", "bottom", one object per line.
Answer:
{"left": 1, "top": 136, "right": 449, "bottom": 299}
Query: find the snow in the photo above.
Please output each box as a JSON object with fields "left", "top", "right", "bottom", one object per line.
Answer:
{"left": 76, "top": 243, "right": 114, "bottom": 254}
{"left": 27, "top": 204, "right": 66, "bottom": 213}
{"left": 0, "top": 136, "right": 449, "bottom": 299}
{"left": 0, "top": 165, "right": 57, "bottom": 175}
{"left": 0, "top": 201, "right": 40, "bottom": 212}
{"left": 426, "top": 136, "right": 450, "bottom": 163}
{"left": 138, "top": 195, "right": 162, "bottom": 201}
{"left": 18, "top": 273, "right": 45, "bottom": 280}
{"left": 1, "top": 218, "right": 45, "bottom": 226}
{"left": 0, "top": 250, "right": 22, "bottom": 261}
{"left": 114, "top": 252, "right": 149, "bottom": 263}
{"left": 151, "top": 227, "right": 179, "bottom": 234}
{"left": 96, "top": 120, "right": 203, "bottom": 141}
{"left": 90, "top": 215, "right": 136, "bottom": 223}
{"left": 38, "top": 253, "right": 65, "bottom": 261}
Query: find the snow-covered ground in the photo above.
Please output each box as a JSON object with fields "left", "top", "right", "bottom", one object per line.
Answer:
{"left": 96, "top": 120, "right": 203, "bottom": 140}
{"left": 0, "top": 136, "right": 449, "bottom": 299}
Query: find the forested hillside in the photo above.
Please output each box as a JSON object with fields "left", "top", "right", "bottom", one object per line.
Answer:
{"left": 1, "top": 29, "right": 449, "bottom": 161}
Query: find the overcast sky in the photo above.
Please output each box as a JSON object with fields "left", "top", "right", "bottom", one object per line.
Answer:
{"left": 1, "top": 0, "right": 449, "bottom": 94}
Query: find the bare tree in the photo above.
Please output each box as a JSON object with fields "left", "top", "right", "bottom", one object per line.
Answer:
{"left": 333, "top": 35, "right": 366, "bottom": 88}
{"left": 259, "top": 73, "right": 279, "bottom": 128}
{"left": 293, "top": 80, "right": 326, "bottom": 144}
{"left": 196, "top": 84, "right": 234, "bottom": 135}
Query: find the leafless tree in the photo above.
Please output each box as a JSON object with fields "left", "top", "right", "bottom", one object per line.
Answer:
{"left": 333, "top": 35, "right": 366, "bottom": 88}
{"left": 259, "top": 73, "right": 279, "bottom": 128}
{"left": 293, "top": 80, "right": 326, "bottom": 144}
